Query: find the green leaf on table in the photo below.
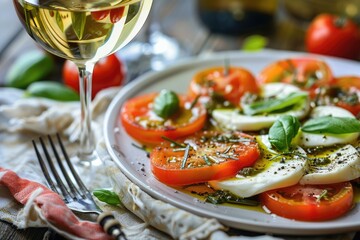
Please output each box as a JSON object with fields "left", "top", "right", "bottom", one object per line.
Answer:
{"left": 71, "top": 12, "right": 87, "bottom": 40}
{"left": 93, "top": 189, "right": 122, "bottom": 206}
{"left": 302, "top": 116, "right": 360, "bottom": 134}
{"left": 242, "top": 92, "right": 308, "bottom": 116}
{"left": 242, "top": 35, "right": 268, "bottom": 52}
{"left": 25, "top": 81, "right": 80, "bottom": 101}
{"left": 269, "top": 115, "right": 301, "bottom": 152}
{"left": 5, "top": 51, "right": 54, "bottom": 89}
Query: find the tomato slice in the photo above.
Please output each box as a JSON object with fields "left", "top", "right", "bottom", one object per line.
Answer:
{"left": 258, "top": 58, "right": 335, "bottom": 97}
{"left": 335, "top": 76, "right": 360, "bottom": 90}
{"left": 260, "top": 182, "right": 354, "bottom": 221}
{"left": 120, "top": 93, "right": 207, "bottom": 144}
{"left": 188, "top": 66, "right": 259, "bottom": 105}
{"left": 336, "top": 101, "right": 360, "bottom": 117}
{"left": 332, "top": 76, "right": 360, "bottom": 116}
{"left": 150, "top": 131, "right": 260, "bottom": 185}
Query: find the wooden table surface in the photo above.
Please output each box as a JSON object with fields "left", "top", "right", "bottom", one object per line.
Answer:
{"left": 0, "top": 1, "right": 357, "bottom": 240}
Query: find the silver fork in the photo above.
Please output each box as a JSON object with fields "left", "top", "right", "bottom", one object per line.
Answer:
{"left": 32, "top": 133, "right": 127, "bottom": 240}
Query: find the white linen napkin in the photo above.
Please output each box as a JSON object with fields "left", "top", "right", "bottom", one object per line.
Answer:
{"left": 0, "top": 87, "right": 355, "bottom": 240}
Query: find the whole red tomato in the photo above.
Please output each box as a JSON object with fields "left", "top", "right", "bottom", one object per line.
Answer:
{"left": 63, "top": 54, "right": 125, "bottom": 99}
{"left": 306, "top": 14, "right": 360, "bottom": 59}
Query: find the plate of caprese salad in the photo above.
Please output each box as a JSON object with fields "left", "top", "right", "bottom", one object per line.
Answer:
{"left": 104, "top": 50, "right": 360, "bottom": 235}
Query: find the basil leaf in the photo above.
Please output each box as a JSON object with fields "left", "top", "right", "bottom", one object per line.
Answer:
{"left": 153, "top": 89, "right": 180, "bottom": 118}
{"left": 243, "top": 92, "right": 308, "bottom": 116}
{"left": 93, "top": 189, "right": 122, "bottom": 206}
{"left": 302, "top": 116, "right": 360, "bottom": 134}
{"left": 269, "top": 115, "right": 300, "bottom": 152}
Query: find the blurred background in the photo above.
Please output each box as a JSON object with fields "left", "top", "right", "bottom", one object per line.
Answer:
{"left": 1, "top": 0, "right": 360, "bottom": 238}
{"left": 1, "top": 0, "right": 360, "bottom": 94}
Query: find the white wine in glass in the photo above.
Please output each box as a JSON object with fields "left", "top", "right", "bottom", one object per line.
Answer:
{"left": 13, "top": 0, "right": 152, "bottom": 161}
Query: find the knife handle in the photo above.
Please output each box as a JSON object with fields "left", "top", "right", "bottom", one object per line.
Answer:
{"left": 97, "top": 211, "right": 127, "bottom": 240}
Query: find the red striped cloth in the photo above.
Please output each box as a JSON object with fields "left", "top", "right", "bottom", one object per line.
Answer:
{"left": 0, "top": 167, "right": 110, "bottom": 240}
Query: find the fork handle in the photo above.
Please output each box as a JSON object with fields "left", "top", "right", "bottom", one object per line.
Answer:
{"left": 98, "top": 211, "right": 127, "bottom": 240}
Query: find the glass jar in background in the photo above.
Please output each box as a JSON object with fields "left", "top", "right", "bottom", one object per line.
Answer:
{"left": 283, "top": 0, "right": 360, "bottom": 23}
{"left": 196, "top": 0, "right": 278, "bottom": 35}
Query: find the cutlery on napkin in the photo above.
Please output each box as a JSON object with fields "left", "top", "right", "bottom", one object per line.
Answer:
{"left": 0, "top": 167, "right": 111, "bottom": 240}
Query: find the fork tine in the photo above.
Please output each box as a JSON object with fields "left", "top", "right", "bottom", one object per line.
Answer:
{"left": 56, "top": 133, "right": 90, "bottom": 198}
{"left": 38, "top": 137, "right": 73, "bottom": 202}
{"left": 32, "top": 140, "right": 59, "bottom": 195}
{"left": 48, "top": 135, "right": 83, "bottom": 199}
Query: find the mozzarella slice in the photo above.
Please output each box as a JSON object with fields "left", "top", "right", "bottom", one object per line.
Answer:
{"left": 299, "top": 106, "right": 359, "bottom": 147}
{"left": 300, "top": 144, "right": 360, "bottom": 185}
{"left": 212, "top": 110, "right": 284, "bottom": 131}
{"left": 209, "top": 136, "right": 307, "bottom": 198}
{"left": 261, "top": 82, "right": 301, "bottom": 97}
{"left": 212, "top": 83, "right": 310, "bottom": 131}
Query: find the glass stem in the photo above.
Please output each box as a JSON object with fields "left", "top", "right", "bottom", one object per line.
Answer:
{"left": 77, "top": 62, "right": 95, "bottom": 160}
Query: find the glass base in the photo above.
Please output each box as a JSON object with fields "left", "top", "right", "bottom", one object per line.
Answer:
{"left": 68, "top": 153, "right": 104, "bottom": 188}
{"left": 76, "top": 151, "right": 100, "bottom": 164}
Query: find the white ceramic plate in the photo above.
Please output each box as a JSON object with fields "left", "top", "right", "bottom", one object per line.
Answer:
{"left": 104, "top": 50, "right": 360, "bottom": 235}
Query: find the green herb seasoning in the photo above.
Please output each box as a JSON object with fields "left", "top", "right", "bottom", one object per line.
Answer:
{"left": 181, "top": 145, "right": 190, "bottom": 169}
{"left": 205, "top": 190, "right": 259, "bottom": 206}
{"left": 161, "top": 136, "right": 186, "bottom": 148}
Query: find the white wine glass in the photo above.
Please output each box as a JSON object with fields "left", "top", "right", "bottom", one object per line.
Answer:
{"left": 13, "top": 0, "right": 153, "bottom": 161}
